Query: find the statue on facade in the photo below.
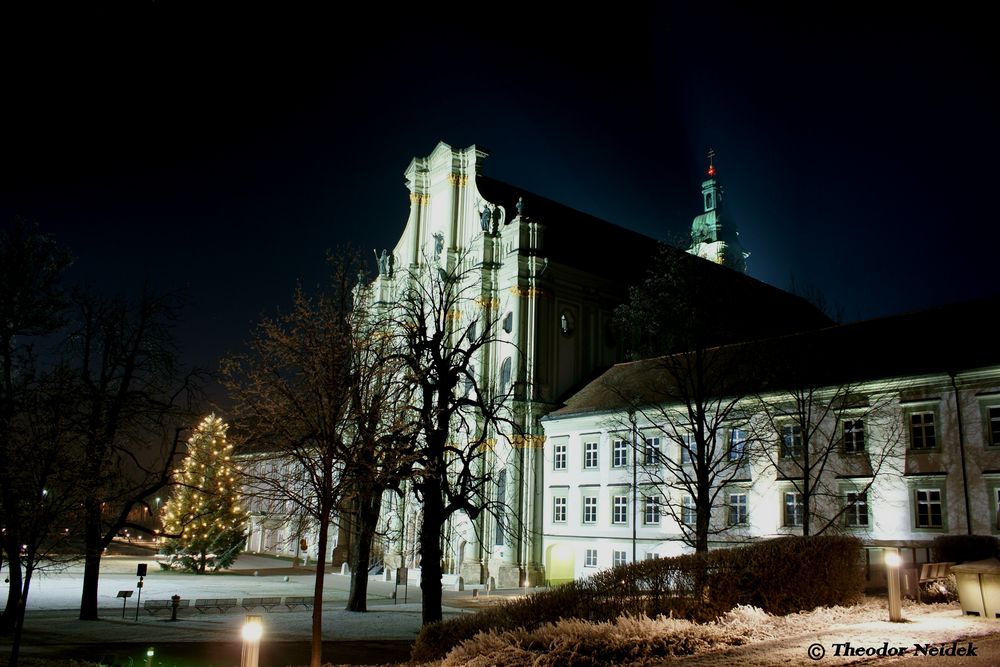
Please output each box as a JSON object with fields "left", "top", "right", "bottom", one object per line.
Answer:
{"left": 433, "top": 232, "right": 444, "bottom": 258}
{"left": 480, "top": 204, "right": 492, "bottom": 232}
{"left": 516, "top": 196, "right": 524, "bottom": 217}
{"left": 376, "top": 248, "right": 393, "bottom": 277}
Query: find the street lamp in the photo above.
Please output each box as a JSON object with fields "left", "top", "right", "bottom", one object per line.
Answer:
{"left": 885, "top": 550, "right": 903, "bottom": 622}
{"left": 145, "top": 647, "right": 154, "bottom": 667}
{"left": 242, "top": 615, "right": 263, "bottom": 667}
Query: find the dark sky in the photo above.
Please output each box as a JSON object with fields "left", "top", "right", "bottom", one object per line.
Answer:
{"left": 3, "top": 3, "right": 997, "bottom": 403}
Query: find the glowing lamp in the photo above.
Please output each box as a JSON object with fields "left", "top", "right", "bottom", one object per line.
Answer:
{"left": 242, "top": 616, "right": 263, "bottom": 641}
{"left": 885, "top": 552, "right": 902, "bottom": 568}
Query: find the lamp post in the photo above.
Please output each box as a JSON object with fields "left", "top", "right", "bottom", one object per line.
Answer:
{"left": 145, "top": 647, "right": 154, "bottom": 667}
{"left": 885, "top": 550, "right": 903, "bottom": 622}
{"left": 241, "top": 615, "right": 263, "bottom": 667}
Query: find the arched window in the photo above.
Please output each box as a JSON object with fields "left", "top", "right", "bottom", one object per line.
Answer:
{"left": 495, "top": 469, "right": 507, "bottom": 546}
{"left": 500, "top": 357, "right": 512, "bottom": 392}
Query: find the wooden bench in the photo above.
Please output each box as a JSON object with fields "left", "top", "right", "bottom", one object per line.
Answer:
{"left": 194, "top": 598, "right": 238, "bottom": 613}
{"left": 144, "top": 599, "right": 189, "bottom": 614}
{"left": 242, "top": 596, "right": 282, "bottom": 611}
{"left": 284, "top": 595, "right": 314, "bottom": 609}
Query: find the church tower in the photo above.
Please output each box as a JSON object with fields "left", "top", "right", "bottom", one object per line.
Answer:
{"left": 687, "top": 150, "right": 749, "bottom": 273}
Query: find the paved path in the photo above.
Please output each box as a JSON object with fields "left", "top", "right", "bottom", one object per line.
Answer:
{"left": 0, "top": 547, "right": 526, "bottom": 665}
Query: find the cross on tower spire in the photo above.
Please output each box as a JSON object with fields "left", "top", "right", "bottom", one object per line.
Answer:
{"left": 707, "top": 148, "right": 716, "bottom": 177}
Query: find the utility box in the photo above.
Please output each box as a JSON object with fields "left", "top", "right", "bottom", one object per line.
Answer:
{"left": 950, "top": 559, "right": 1000, "bottom": 618}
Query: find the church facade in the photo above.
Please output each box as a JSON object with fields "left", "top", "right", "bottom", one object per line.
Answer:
{"left": 363, "top": 142, "right": 830, "bottom": 587}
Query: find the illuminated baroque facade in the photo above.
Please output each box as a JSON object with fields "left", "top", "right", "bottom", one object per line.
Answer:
{"left": 365, "top": 142, "right": 828, "bottom": 588}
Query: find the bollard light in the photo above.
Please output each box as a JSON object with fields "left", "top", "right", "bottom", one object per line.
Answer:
{"left": 885, "top": 550, "right": 903, "bottom": 622}
{"left": 145, "top": 647, "right": 154, "bottom": 667}
{"left": 241, "top": 614, "right": 263, "bottom": 667}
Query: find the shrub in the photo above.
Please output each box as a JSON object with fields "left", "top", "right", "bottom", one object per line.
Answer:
{"left": 919, "top": 574, "right": 958, "bottom": 603}
{"left": 931, "top": 535, "right": 999, "bottom": 564}
{"left": 411, "top": 535, "right": 865, "bottom": 662}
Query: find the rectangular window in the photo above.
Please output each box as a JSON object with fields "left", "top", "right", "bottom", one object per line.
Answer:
{"left": 995, "top": 488, "right": 1000, "bottom": 531}
{"left": 680, "top": 433, "right": 695, "bottom": 464}
{"left": 552, "top": 497, "right": 567, "bottom": 523}
{"left": 584, "top": 442, "right": 599, "bottom": 469}
{"left": 728, "top": 429, "right": 747, "bottom": 461}
{"left": 643, "top": 495, "right": 661, "bottom": 525}
{"left": 553, "top": 443, "right": 567, "bottom": 470}
{"left": 728, "top": 493, "right": 748, "bottom": 525}
{"left": 644, "top": 437, "right": 661, "bottom": 465}
{"left": 644, "top": 552, "right": 660, "bottom": 561}
{"left": 910, "top": 412, "right": 937, "bottom": 449}
{"left": 613, "top": 550, "right": 628, "bottom": 567}
{"left": 843, "top": 419, "right": 865, "bottom": 454}
{"left": 612, "top": 439, "right": 628, "bottom": 468}
{"left": 612, "top": 495, "right": 628, "bottom": 524}
{"left": 585, "top": 548, "right": 598, "bottom": 568}
{"left": 583, "top": 496, "right": 598, "bottom": 524}
{"left": 845, "top": 491, "right": 868, "bottom": 526}
{"left": 783, "top": 491, "right": 803, "bottom": 526}
{"left": 781, "top": 425, "right": 803, "bottom": 458}
{"left": 682, "top": 495, "right": 696, "bottom": 526}
{"left": 916, "top": 488, "right": 943, "bottom": 528}
{"left": 988, "top": 407, "right": 1000, "bottom": 447}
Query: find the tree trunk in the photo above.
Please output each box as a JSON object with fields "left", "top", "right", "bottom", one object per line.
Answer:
{"left": 347, "top": 493, "right": 382, "bottom": 612}
{"left": 310, "top": 506, "right": 330, "bottom": 667}
{"left": 79, "top": 504, "right": 104, "bottom": 620}
{"left": 8, "top": 560, "right": 33, "bottom": 667}
{"left": 419, "top": 479, "right": 444, "bottom": 625}
{"left": 0, "top": 544, "right": 23, "bottom": 633}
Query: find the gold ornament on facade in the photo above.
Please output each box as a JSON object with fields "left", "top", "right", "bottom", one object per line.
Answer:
{"left": 512, "top": 434, "right": 546, "bottom": 449}
{"left": 509, "top": 286, "right": 544, "bottom": 298}
{"left": 474, "top": 296, "right": 500, "bottom": 310}
{"left": 409, "top": 193, "right": 430, "bottom": 206}
{"left": 446, "top": 174, "right": 468, "bottom": 187}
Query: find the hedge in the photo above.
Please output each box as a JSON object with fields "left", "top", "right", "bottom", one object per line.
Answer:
{"left": 931, "top": 535, "right": 1000, "bottom": 564}
{"left": 411, "top": 535, "right": 864, "bottom": 662}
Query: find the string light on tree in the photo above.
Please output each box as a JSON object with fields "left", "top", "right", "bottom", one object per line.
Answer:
{"left": 159, "top": 414, "right": 248, "bottom": 573}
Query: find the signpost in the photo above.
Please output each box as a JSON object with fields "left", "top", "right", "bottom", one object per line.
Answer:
{"left": 117, "top": 590, "right": 133, "bottom": 619}
{"left": 135, "top": 563, "right": 147, "bottom": 620}
{"left": 394, "top": 567, "right": 408, "bottom": 605}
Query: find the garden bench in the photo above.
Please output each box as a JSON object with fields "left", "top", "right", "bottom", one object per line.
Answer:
{"left": 144, "top": 599, "right": 188, "bottom": 614}
{"left": 194, "top": 598, "right": 238, "bottom": 613}
{"left": 284, "top": 595, "right": 314, "bottom": 609}
{"left": 242, "top": 596, "right": 282, "bottom": 611}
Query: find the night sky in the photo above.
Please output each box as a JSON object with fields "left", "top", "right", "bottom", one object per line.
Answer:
{"left": 3, "top": 4, "right": 997, "bottom": 404}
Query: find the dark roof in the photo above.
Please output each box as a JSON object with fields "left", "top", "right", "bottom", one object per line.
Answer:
{"left": 477, "top": 174, "right": 833, "bottom": 346}
{"left": 477, "top": 174, "right": 655, "bottom": 284}
{"left": 546, "top": 295, "right": 1000, "bottom": 419}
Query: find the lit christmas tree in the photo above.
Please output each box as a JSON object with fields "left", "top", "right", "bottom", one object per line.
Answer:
{"left": 159, "top": 414, "right": 247, "bottom": 573}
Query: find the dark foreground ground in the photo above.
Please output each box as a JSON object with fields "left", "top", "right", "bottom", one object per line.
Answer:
{"left": 7, "top": 639, "right": 413, "bottom": 667}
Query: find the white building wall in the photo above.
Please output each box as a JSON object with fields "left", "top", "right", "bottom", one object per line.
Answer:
{"left": 541, "top": 369, "right": 1000, "bottom": 584}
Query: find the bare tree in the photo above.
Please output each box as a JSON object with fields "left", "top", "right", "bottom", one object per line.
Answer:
{"left": 751, "top": 339, "right": 904, "bottom": 536}
{"left": 383, "top": 250, "right": 517, "bottom": 625}
{"left": 602, "top": 345, "right": 760, "bottom": 553}
{"left": 0, "top": 220, "right": 72, "bottom": 635}
{"left": 3, "top": 367, "right": 83, "bottom": 665}
{"left": 223, "top": 253, "right": 410, "bottom": 667}
{"left": 613, "top": 245, "right": 765, "bottom": 553}
{"left": 69, "top": 288, "right": 202, "bottom": 620}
